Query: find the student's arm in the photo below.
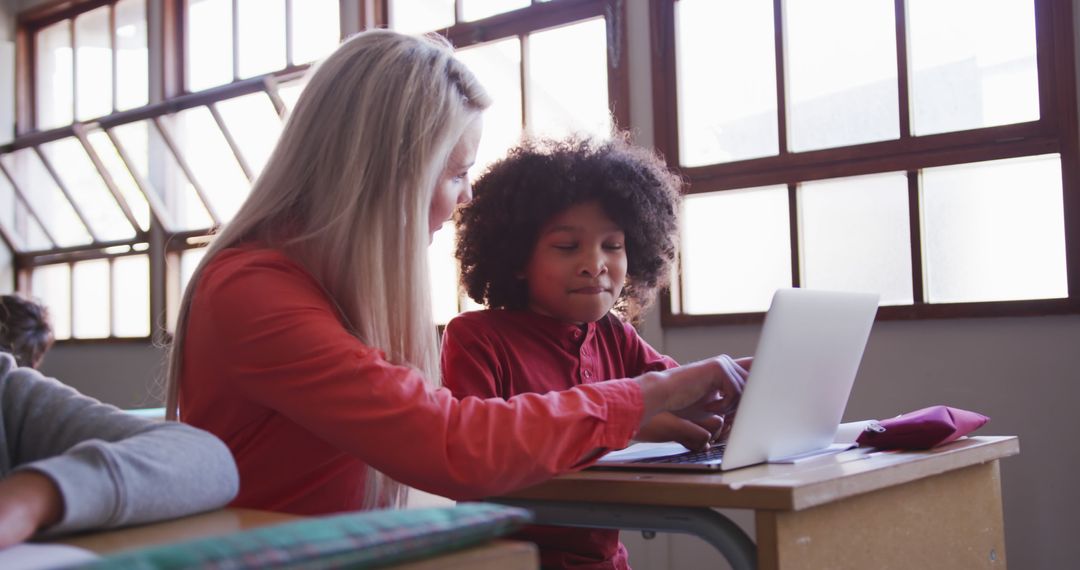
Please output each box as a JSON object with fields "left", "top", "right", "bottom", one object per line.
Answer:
{"left": 440, "top": 316, "right": 503, "bottom": 399}
{"left": 0, "top": 353, "right": 239, "bottom": 542}
{"left": 199, "top": 260, "right": 741, "bottom": 500}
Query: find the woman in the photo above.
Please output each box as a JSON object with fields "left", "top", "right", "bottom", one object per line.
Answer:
{"left": 165, "top": 30, "right": 746, "bottom": 515}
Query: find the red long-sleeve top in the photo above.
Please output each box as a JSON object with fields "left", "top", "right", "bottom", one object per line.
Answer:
{"left": 441, "top": 309, "right": 678, "bottom": 570}
{"left": 178, "top": 246, "right": 644, "bottom": 515}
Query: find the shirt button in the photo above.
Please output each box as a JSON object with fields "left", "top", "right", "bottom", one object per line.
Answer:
{"left": 582, "top": 370, "right": 592, "bottom": 379}
{"left": 573, "top": 330, "right": 583, "bottom": 340}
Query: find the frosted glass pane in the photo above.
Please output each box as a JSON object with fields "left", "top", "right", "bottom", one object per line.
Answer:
{"left": 173, "top": 107, "right": 251, "bottom": 221}
{"left": 909, "top": 0, "right": 1038, "bottom": 136}
{"left": 75, "top": 6, "right": 112, "bottom": 120}
{"left": 187, "top": 0, "right": 233, "bottom": 91}
{"left": 461, "top": 0, "right": 530, "bottom": 22}
{"left": 291, "top": 0, "right": 339, "bottom": 64}
{"left": 786, "top": 0, "right": 899, "bottom": 152}
{"left": 923, "top": 154, "right": 1066, "bottom": 303}
{"left": 680, "top": 186, "right": 791, "bottom": 314}
{"left": 456, "top": 38, "right": 523, "bottom": 173}
{"left": 180, "top": 247, "right": 207, "bottom": 298}
{"left": 113, "top": 254, "right": 150, "bottom": 337}
{"left": 115, "top": 0, "right": 149, "bottom": 110}
{"left": 41, "top": 138, "right": 135, "bottom": 241}
{"left": 799, "top": 173, "right": 912, "bottom": 304}
{"left": 527, "top": 19, "right": 611, "bottom": 140}
{"left": 0, "top": 150, "right": 91, "bottom": 246}
{"left": 36, "top": 21, "right": 73, "bottom": 129}
{"left": 429, "top": 224, "right": 459, "bottom": 326}
{"left": 216, "top": 93, "right": 283, "bottom": 177}
{"left": 88, "top": 129, "right": 151, "bottom": 231}
{"left": 389, "top": 0, "right": 454, "bottom": 34}
{"left": 278, "top": 81, "right": 304, "bottom": 114}
{"left": 676, "top": 0, "right": 777, "bottom": 166}
{"left": 237, "top": 0, "right": 286, "bottom": 78}
{"left": 31, "top": 264, "right": 71, "bottom": 340}
{"left": 111, "top": 121, "right": 214, "bottom": 231}
{"left": 72, "top": 259, "right": 110, "bottom": 338}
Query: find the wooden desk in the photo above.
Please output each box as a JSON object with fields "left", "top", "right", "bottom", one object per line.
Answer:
{"left": 496, "top": 435, "right": 1018, "bottom": 570}
{"left": 56, "top": 508, "right": 537, "bottom": 569}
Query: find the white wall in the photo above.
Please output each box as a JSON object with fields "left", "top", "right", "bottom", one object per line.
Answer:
{"left": 1, "top": 0, "right": 14, "bottom": 146}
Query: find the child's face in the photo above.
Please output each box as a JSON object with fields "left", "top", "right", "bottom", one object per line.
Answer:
{"left": 523, "top": 201, "right": 627, "bottom": 324}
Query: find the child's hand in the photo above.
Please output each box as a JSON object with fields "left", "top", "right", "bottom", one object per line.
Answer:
{"left": 0, "top": 471, "right": 63, "bottom": 548}
{"left": 636, "top": 412, "right": 724, "bottom": 452}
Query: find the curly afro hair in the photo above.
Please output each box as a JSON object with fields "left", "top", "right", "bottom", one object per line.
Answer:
{"left": 454, "top": 135, "right": 683, "bottom": 322}
{"left": 0, "top": 294, "right": 54, "bottom": 369}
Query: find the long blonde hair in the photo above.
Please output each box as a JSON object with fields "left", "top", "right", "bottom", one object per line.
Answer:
{"left": 164, "top": 30, "right": 491, "bottom": 508}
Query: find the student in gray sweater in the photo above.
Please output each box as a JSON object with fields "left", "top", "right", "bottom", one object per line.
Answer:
{"left": 0, "top": 294, "right": 239, "bottom": 547}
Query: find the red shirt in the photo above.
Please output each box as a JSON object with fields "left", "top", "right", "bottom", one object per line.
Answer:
{"left": 179, "top": 246, "right": 644, "bottom": 516}
{"left": 441, "top": 309, "right": 678, "bottom": 570}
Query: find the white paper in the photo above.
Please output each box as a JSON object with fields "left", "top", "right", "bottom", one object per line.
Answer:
{"left": 834, "top": 420, "right": 880, "bottom": 443}
{"left": 0, "top": 543, "right": 99, "bottom": 570}
{"left": 597, "top": 442, "right": 692, "bottom": 463}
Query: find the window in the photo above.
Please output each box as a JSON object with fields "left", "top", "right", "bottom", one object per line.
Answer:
{"left": 657, "top": 0, "right": 1078, "bottom": 324}
{"left": 2, "top": 0, "right": 343, "bottom": 340}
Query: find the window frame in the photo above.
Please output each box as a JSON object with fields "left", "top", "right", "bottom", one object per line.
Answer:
{"left": 652, "top": 0, "right": 1080, "bottom": 326}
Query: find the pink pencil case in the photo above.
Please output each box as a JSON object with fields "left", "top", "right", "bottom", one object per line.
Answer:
{"left": 856, "top": 405, "right": 989, "bottom": 450}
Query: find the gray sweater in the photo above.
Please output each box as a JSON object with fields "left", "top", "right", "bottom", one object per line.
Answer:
{"left": 0, "top": 352, "right": 239, "bottom": 536}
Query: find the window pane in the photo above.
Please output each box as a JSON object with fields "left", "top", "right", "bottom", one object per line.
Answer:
{"left": 922, "top": 154, "right": 1066, "bottom": 303}
{"left": 113, "top": 254, "right": 150, "bottom": 337}
{"left": 72, "top": 259, "right": 110, "bottom": 338}
{"left": 908, "top": 0, "right": 1038, "bottom": 136}
{"left": 277, "top": 80, "right": 305, "bottom": 113}
{"left": 786, "top": 0, "right": 899, "bottom": 152}
{"left": 36, "top": 21, "right": 73, "bottom": 129}
{"left": 0, "top": 173, "right": 51, "bottom": 251}
{"left": 171, "top": 107, "right": 251, "bottom": 221}
{"left": 527, "top": 18, "right": 610, "bottom": 139}
{"left": 75, "top": 5, "right": 112, "bottom": 120}
{"left": 31, "top": 264, "right": 71, "bottom": 340}
{"left": 429, "top": 224, "right": 459, "bottom": 326}
{"left": 799, "top": 173, "right": 913, "bottom": 304}
{"left": 187, "top": 0, "right": 233, "bottom": 91}
{"left": 216, "top": 92, "right": 283, "bottom": 176}
{"left": 0, "top": 150, "right": 92, "bottom": 246}
{"left": 291, "top": 0, "right": 339, "bottom": 65}
{"left": 461, "top": 0, "right": 530, "bottom": 22}
{"left": 40, "top": 138, "right": 135, "bottom": 241}
{"left": 180, "top": 247, "right": 207, "bottom": 297}
{"left": 389, "top": 0, "right": 454, "bottom": 34}
{"left": 111, "top": 121, "right": 214, "bottom": 231}
{"left": 676, "top": 0, "right": 778, "bottom": 166}
{"left": 88, "top": 129, "right": 151, "bottom": 231}
{"left": 115, "top": 0, "right": 149, "bottom": 110}
{"left": 680, "top": 186, "right": 791, "bottom": 314}
{"left": 456, "top": 38, "right": 523, "bottom": 172}
{"left": 238, "top": 0, "right": 285, "bottom": 78}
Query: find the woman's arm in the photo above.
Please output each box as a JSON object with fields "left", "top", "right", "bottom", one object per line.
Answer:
{"left": 0, "top": 353, "right": 239, "bottom": 541}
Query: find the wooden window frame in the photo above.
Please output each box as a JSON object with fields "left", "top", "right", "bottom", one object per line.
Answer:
{"left": 652, "top": 0, "right": 1080, "bottom": 326}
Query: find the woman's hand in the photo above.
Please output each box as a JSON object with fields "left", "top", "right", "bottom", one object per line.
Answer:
{"left": 635, "top": 412, "right": 724, "bottom": 452}
{"left": 0, "top": 471, "right": 63, "bottom": 549}
{"left": 636, "top": 355, "right": 751, "bottom": 430}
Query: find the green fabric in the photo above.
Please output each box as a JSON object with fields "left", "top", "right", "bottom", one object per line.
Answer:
{"left": 72, "top": 503, "right": 532, "bottom": 570}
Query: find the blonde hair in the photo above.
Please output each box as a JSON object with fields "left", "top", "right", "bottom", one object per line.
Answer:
{"left": 164, "top": 29, "right": 491, "bottom": 509}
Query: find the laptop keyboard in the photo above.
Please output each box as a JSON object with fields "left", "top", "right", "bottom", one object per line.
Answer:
{"left": 636, "top": 443, "right": 727, "bottom": 464}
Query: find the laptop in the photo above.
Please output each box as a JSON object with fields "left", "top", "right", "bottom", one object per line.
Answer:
{"left": 595, "top": 288, "right": 879, "bottom": 472}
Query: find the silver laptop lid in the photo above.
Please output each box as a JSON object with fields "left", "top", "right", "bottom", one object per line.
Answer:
{"left": 720, "top": 288, "right": 879, "bottom": 470}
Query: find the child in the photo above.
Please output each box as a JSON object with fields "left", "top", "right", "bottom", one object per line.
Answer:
{"left": 0, "top": 294, "right": 239, "bottom": 547}
{"left": 442, "top": 136, "right": 742, "bottom": 569}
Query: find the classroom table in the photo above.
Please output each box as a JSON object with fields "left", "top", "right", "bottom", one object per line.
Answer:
{"left": 56, "top": 508, "right": 538, "bottom": 569}
{"left": 494, "top": 435, "right": 1018, "bottom": 570}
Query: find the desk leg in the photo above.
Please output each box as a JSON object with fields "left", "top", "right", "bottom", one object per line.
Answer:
{"left": 494, "top": 499, "right": 757, "bottom": 570}
{"left": 754, "top": 461, "right": 1007, "bottom": 570}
